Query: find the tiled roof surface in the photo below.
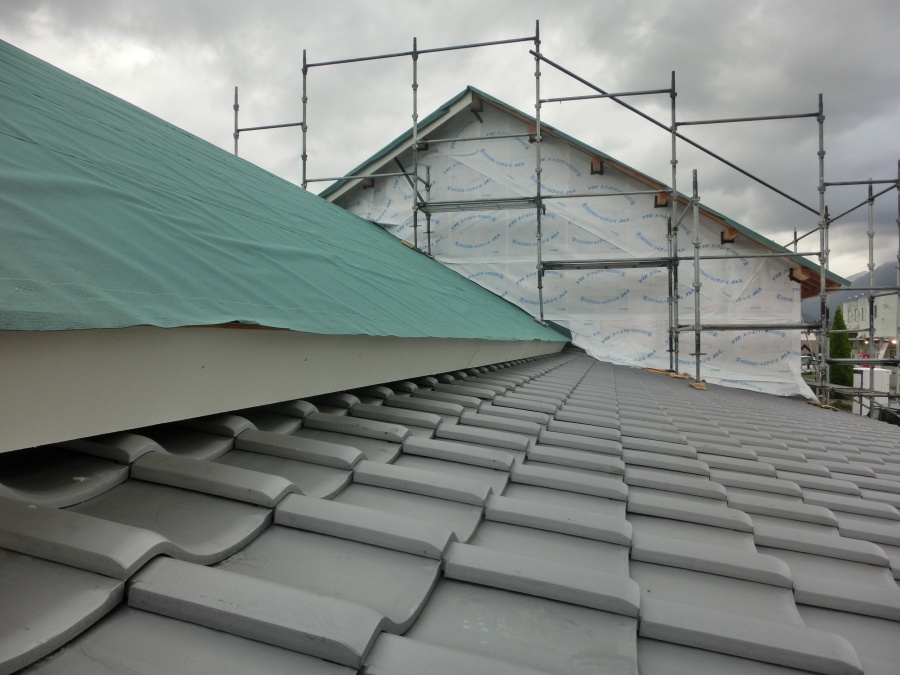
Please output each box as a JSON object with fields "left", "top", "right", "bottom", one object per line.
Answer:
{"left": 3, "top": 352, "right": 900, "bottom": 674}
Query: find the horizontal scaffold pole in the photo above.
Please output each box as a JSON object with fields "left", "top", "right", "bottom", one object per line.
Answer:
{"left": 829, "top": 183, "right": 899, "bottom": 223}
{"left": 237, "top": 122, "right": 304, "bottom": 133}
{"left": 307, "top": 35, "right": 535, "bottom": 68}
{"left": 677, "top": 112, "right": 818, "bottom": 127}
{"left": 541, "top": 88, "right": 672, "bottom": 104}
{"left": 674, "top": 323, "right": 820, "bottom": 332}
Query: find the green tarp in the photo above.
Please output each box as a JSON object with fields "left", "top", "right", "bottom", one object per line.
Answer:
{"left": 0, "top": 40, "right": 564, "bottom": 343}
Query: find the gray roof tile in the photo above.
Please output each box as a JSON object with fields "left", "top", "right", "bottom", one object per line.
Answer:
{"left": 214, "top": 449, "right": 350, "bottom": 499}
{"left": 235, "top": 429, "right": 363, "bottom": 469}
{"left": 0, "top": 496, "right": 171, "bottom": 579}
{"left": 0, "top": 549, "right": 123, "bottom": 674}
{"left": 624, "top": 466, "right": 727, "bottom": 500}
{"left": 537, "top": 428, "right": 622, "bottom": 455}
{"left": 68, "top": 480, "right": 271, "bottom": 564}
{"left": 0, "top": 446, "right": 128, "bottom": 508}
{"left": 443, "top": 541, "right": 640, "bottom": 616}
{"left": 131, "top": 452, "right": 297, "bottom": 507}
{"left": 638, "top": 596, "right": 863, "bottom": 675}
{"left": 56, "top": 432, "right": 163, "bottom": 463}
{"left": 510, "top": 462, "right": 628, "bottom": 500}
{"left": 129, "top": 557, "right": 386, "bottom": 668}
{"left": 352, "top": 459, "right": 492, "bottom": 506}
{"left": 528, "top": 443, "right": 626, "bottom": 474}
{"left": 627, "top": 487, "right": 754, "bottom": 532}
{"left": 485, "top": 493, "right": 632, "bottom": 545}
{"left": 275, "top": 493, "right": 454, "bottom": 559}
{"left": 435, "top": 423, "right": 530, "bottom": 452}
{"left": 303, "top": 412, "right": 410, "bottom": 443}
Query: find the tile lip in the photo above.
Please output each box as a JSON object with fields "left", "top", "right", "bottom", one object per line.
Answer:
{"left": 442, "top": 541, "right": 641, "bottom": 617}
{"left": 275, "top": 493, "right": 455, "bottom": 560}
{"left": 485, "top": 493, "right": 632, "bottom": 545}
{"left": 127, "top": 557, "right": 387, "bottom": 669}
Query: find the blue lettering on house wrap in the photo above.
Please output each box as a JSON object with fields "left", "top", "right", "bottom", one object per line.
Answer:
{"left": 601, "top": 328, "right": 653, "bottom": 344}
{"left": 580, "top": 289, "right": 630, "bottom": 305}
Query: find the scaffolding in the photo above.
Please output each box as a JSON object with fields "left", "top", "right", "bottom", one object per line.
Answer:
{"left": 232, "top": 21, "right": 900, "bottom": 410}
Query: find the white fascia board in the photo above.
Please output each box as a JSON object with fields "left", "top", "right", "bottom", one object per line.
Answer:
{"left": 323, "top": 93, "right": 475, "bottom": 204}
{"left": 0, "top": 326, "right": 563, "bottom": 453}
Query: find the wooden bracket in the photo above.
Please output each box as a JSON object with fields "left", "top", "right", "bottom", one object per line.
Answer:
{"left": 470, "top": 94, "right": 483, "bottom": 123}
{"left": 361, "top": 177, "right": 375, "bottom": 189}
{"left": 590, "top": 156, "right": 605, "bottom": 175}
{"left": 789, "top": 267, "right": 811, "bottom": 284}
{"left": 721, "top": 226, "right": 738, "bottom": 244}
{"left": 654, "top": 192, "right": 670, "bottom": 208}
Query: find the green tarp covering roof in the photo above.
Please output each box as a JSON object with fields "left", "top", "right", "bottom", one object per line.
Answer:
{"left": 0, "top": 41, "right": 564, "bottom": 343}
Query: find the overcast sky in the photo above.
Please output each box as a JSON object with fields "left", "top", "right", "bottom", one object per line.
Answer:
{"left": 2, "top": 0, "right": 898, "bottom": 278}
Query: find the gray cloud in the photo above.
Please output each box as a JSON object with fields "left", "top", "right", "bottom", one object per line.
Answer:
{"left": 1, "top": 0, "right": 897, "bottom": 278}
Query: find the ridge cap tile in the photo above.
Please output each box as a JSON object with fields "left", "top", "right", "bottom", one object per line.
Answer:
{"left": 128, "top": 557, "right": 387, "bottom": 669}
{"left": 304, "top": 412, "right": 410, "bottom": 443}
{"left": 0, "top": 495, "right": 173, "bottom": 580}
{"left": 275, "top": 493, "right": 455, "bottom": 559}
{"left": 638, "top": 596, "right": 863, "bottom": 675}
{"left": 352, "top": 459, "right": 492, "bottom": 506}
{"left": 132, "top": 452, "right": 297, "bottom": 507}
{"left": 442, "top": 541, "right": 640, "bottom": 617}
{"left": 485, "top": 493, "right": 632, "bottom": 545}
{"left": 235, "top": 429, "right": 364, "bottom": 469}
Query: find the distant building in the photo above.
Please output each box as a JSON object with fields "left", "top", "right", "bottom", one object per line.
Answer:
{"left": 842, "top": 294, "right": 900, "bottom": 357}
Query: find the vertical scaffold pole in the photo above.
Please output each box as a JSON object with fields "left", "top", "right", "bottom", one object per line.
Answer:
{"left": 426, "top": 165, "right": 432, "bottom": 255}
{"left": 669, "top": 71, "right": 679, "bottom": 371}
{"left": 817, "top": 94, "right": 830, "bottom": 404}
{"left": 868, "top": 181, "right": 877, "bottom": 417}
{"left": 412, "top": 37, "right": 420, "bottom": 250}
{"left": 896, "top": 160, "right": 900, "bottom": 396}
{"left": 233, "top": 87, "right": 239, "bottom": 156}
{"left": 534, "top": 20, "right": 544, "bottom": 320}
{"left": 301, "top": 50, "right": 308, "bottom": 190}
{"left": 692, "top": 170, "right": 702, "bottom": 383}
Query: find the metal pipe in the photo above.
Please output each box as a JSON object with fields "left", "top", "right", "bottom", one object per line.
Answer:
{"left": 301, "top": 50, "right": 308, "bottom": 189}
{"left": 306, "top": 35, "right": 535, "bottom": 68}
{"left": 896, "top": 159, "right": 900, "bottom": 397}
{"left": 670, "top": 71, "right": 679, "bottom": 371}
{"left": 237, "top": 122, "right": 304, "bottom": 133}
{"left": 868, "top": 181, "right": 877, "bottom": 417}
{"left": 534, "top": 21, "right": 544, "bottom": 321}
{"left": 691, "top": 170, "right": 702, "bottom": 382}
{"left": 305, "top": 171, "right": 410, "bottom": 183}
{"left": 412, "top": 37, "right": 419, "bottom": 251}
{"left": 233, "top": 86, "right": 239, "bottom": 156}
{"left": 426, "top": 165, "right": 432, "bottom": 255}
{"left": 542, "top": 189, "right": 671, "bottom": 200}
{"left": 817, "top": 94, "right": 830, "bottom": 404}
{"left": 674, "top": 323, "right": 821, "bottom": 332}
{"left": 542, "top": 251, "right": 821, "bottom": 270}
{"left": 422, "top": 133, "right": 533, "bottom": 145}
{"left": 677, "top": 111, "right": 818, "bottom": 127}
{"left": 540, "top": 88, "right": 672, "bottom": 104}
{"left": 828, "top": 286, "right": 900, "bottom": 293}
{"left": 825, "top": 178, "right": 899, "bottom": 186}
{"left": 530, "top": 51, "right": 820, "bottom": 215}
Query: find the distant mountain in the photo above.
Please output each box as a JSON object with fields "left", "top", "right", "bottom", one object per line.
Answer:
{"left": 801, "top": 262, "right": 899, "bottom": 324}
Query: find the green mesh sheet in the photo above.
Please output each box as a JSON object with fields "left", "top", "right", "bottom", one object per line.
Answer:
{"left": 0, "top": 41, "right": 564, "bottom": 343}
